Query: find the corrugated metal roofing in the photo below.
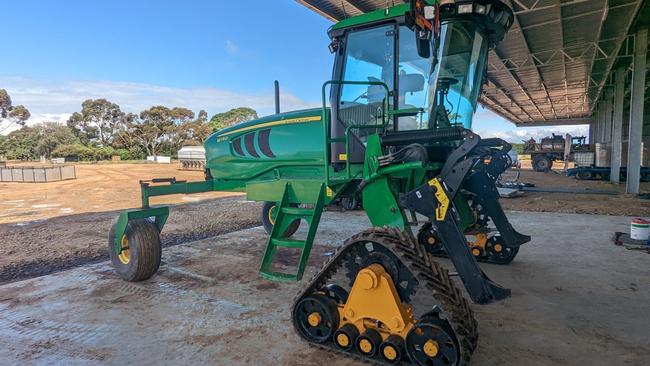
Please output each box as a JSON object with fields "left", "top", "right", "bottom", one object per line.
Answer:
{"left": 296, "top": 0, "right": 644, "bottom": 126}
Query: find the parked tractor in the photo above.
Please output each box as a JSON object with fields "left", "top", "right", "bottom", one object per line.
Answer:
{"left": 108, "top": 1, "right": 529, "bottom": 364}
{"left": 523, "top": 133, "right": 590, "bottom": 172}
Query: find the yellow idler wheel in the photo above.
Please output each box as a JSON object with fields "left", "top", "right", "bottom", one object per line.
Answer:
{"left": 494, "top": 243, "right": 503, "bottom": 253}
{"left": 356, "top": 329, "right": 382, "bottom": 357}
{"left": 380, "top": 335, "right": 405, "bottom": 364}
{"left": 334, "top": 323, "right": 359, "bottom": 351}
{"left": 471, "top": 247, "right": 482, "bottom": 257}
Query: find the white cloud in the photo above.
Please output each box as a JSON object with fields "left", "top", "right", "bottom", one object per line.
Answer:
{"left": 0, "top": 76, "right": 319, "bottom": 134}
{"left": 476, "top": 124, "right": 590, "bottom": 143}
{"left": 225, "top": 40, "right": 239, "bottom": 56}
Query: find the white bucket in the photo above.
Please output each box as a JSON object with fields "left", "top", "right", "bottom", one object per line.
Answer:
{"left": 630, "top": 218, "right": 650, "bottom": 241}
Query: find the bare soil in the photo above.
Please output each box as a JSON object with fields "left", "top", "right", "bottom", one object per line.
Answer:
{"left": 500, "top": 165, "right": 650, "bottom": 217}
{"left": 0, "top": 197, "right": 261, "bottom": 284}
{"left": 0, "top": 162, "right": 239, "bottom": 224}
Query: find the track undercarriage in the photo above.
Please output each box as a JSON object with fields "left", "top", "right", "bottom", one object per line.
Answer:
{"left": 292, "top": 228, "right": 477, "bottom": 365}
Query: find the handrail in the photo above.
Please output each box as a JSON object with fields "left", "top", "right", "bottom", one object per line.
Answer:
{"left": 321, "top": 80, "right": 391, "bottom": 186}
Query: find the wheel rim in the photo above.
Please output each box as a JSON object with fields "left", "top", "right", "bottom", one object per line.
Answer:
{"left": 406, "top": 321, "right": 458, "bottom": 366}
{"left": 293, "top": 295, "right": 339, "bottom": 343}
{"left": 268, "top": 205, "right": 277, "bottom": 225}
{"left": 536, "top": 159, "right": 549, "bottom": 171}
{"left": 118, "top": 235, "right": 131, "bottom": 264}
{"left": 487, "top": 236, "right": 518, "bottom": 264}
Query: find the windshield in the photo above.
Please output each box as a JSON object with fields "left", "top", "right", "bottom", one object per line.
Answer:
{"left": 427, "top": 21, "right": 488, "bottom": 129}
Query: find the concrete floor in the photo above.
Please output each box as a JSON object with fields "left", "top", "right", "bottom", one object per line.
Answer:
{"left": 1, "top": 211, "right": 649, "bottom": 366}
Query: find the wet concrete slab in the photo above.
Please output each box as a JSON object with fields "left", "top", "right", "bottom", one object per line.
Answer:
{"left": 1, "top": 211, "right": 649, "bottom": 366}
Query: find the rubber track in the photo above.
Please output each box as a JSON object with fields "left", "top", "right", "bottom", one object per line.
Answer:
{"left": 291, "top": 227, "right": 478, "bottom": 366}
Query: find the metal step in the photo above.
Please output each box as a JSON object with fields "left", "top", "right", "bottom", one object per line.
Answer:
{"left": 270, "top": 238, "right": 306, "bottom": 249}
{"left": 281, "top": 207, "right": 314, "bottom": 216}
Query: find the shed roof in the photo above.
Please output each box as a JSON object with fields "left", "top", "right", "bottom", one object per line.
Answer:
{"left": 297, "top": 0, "right": 645, "bottom": 126}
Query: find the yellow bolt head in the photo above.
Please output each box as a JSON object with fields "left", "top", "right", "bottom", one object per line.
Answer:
{"left": 391, "top": 317, "right": 402, "bottom": 329}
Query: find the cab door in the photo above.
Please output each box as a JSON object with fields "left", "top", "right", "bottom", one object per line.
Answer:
{"left": 330, "top": 23, "right": 396, "bottom": 167}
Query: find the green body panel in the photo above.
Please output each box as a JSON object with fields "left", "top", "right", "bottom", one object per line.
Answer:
{"left": 246, "top": 179, "right": 332, "bottom": 205}
{"left": 361, "top": 135, "right": 409, "bottom": 230}
{"left": 454, "top": 194, "right": 476, "bottom": 230}
{"left": 204, "top": 108, "right": 325, "bottom": 182}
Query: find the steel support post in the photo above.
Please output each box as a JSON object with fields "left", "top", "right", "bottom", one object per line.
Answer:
{"left": 603, "top": 88, "right": 613, "bottom": 143}
{"left": 627, "top": 28, "right": 647, "bottom": 194}
{"left": 611, "top": 67, "right": 626, "bottom": 183}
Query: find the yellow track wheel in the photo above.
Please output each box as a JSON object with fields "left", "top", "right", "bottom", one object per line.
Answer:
{"left": 356, "top": 329, "right": 382, "bottom": 357}
{"left": 334, "top": 323, "right": 359, "bottom": 351}
{"left": 380, "top": 335, "right": 405, "bottom": 363}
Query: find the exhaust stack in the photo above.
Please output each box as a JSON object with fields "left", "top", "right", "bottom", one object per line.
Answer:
{"left": 274, "top": 80, "right": 280, "bottom": 114}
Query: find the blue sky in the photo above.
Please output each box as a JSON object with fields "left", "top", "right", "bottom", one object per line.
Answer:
{"left": 0, "top": 0, "right": 587, "bottom": 141}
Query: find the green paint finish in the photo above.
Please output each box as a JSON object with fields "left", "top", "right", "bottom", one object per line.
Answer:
{"left": 259, "top": 182, "right": 326, "bottom": 282}
{"left": 205, "top": 108, "right": 325, "bottom": 181}
{"left": 361, "top": 134, "right": 407, "bottom": 229}
{"left": 330, "top": 1, "right": 437, "bottom": 32}
{"left": 141, "top": 180, "right": 215, "bottom": 208}
{"left": 454, "top": 195, "right": 476, "bottom": 231}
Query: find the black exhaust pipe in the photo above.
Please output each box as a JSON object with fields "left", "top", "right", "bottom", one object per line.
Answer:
{"left": 274, "top": 80, "right": 280, "bottom": 114}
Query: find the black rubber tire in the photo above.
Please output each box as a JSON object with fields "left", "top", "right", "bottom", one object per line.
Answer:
{"left": 261, "top": 201, "right": 300, "bottom": 237}
{"left": 532, "top": 155, "right": 552, "bottom": 172}
{"left": 108, "top": 219, "right": 162, "bottom": 282}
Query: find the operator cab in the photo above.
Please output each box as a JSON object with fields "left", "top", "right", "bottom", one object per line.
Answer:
{"left": 327, "top": 0, "right": 513, "bottom": 166}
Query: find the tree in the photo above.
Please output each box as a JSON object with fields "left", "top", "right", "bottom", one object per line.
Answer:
{"left": 169, "top": 109, "right": 212, "bottom": 151}
{"left": 34, "top": 122, "right": 79, "bottom": 157}
{"left": 66, "top": 99, "right": 124, "bottom": 145}
{"left": 116, "top": 106, "right": 175, "bottom": 157}
{"left": 0, "top": 89, "right": 31, "bottom": 133}
{"left": 209, "top": 107, "right": 258, "bottom": 131}
{"left": 0, "top": 123, "right": 78, "bottom": 160}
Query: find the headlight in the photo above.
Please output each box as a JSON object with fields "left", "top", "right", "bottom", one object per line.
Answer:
{"left": 475, "top": 4, "right": 487, "bottom": 14}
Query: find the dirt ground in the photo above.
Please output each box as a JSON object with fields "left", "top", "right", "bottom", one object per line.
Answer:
{"left": 500, "top": 163, "right": 649, "bottom": 217}
{"left": 1, "top": 162, "right": 648, "bottom": 285}
{"left": 1, "top": 211, "right": 648, "bottom": 366}
{"left": 0, "top": 162, "right": 239, "bottom": 224}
